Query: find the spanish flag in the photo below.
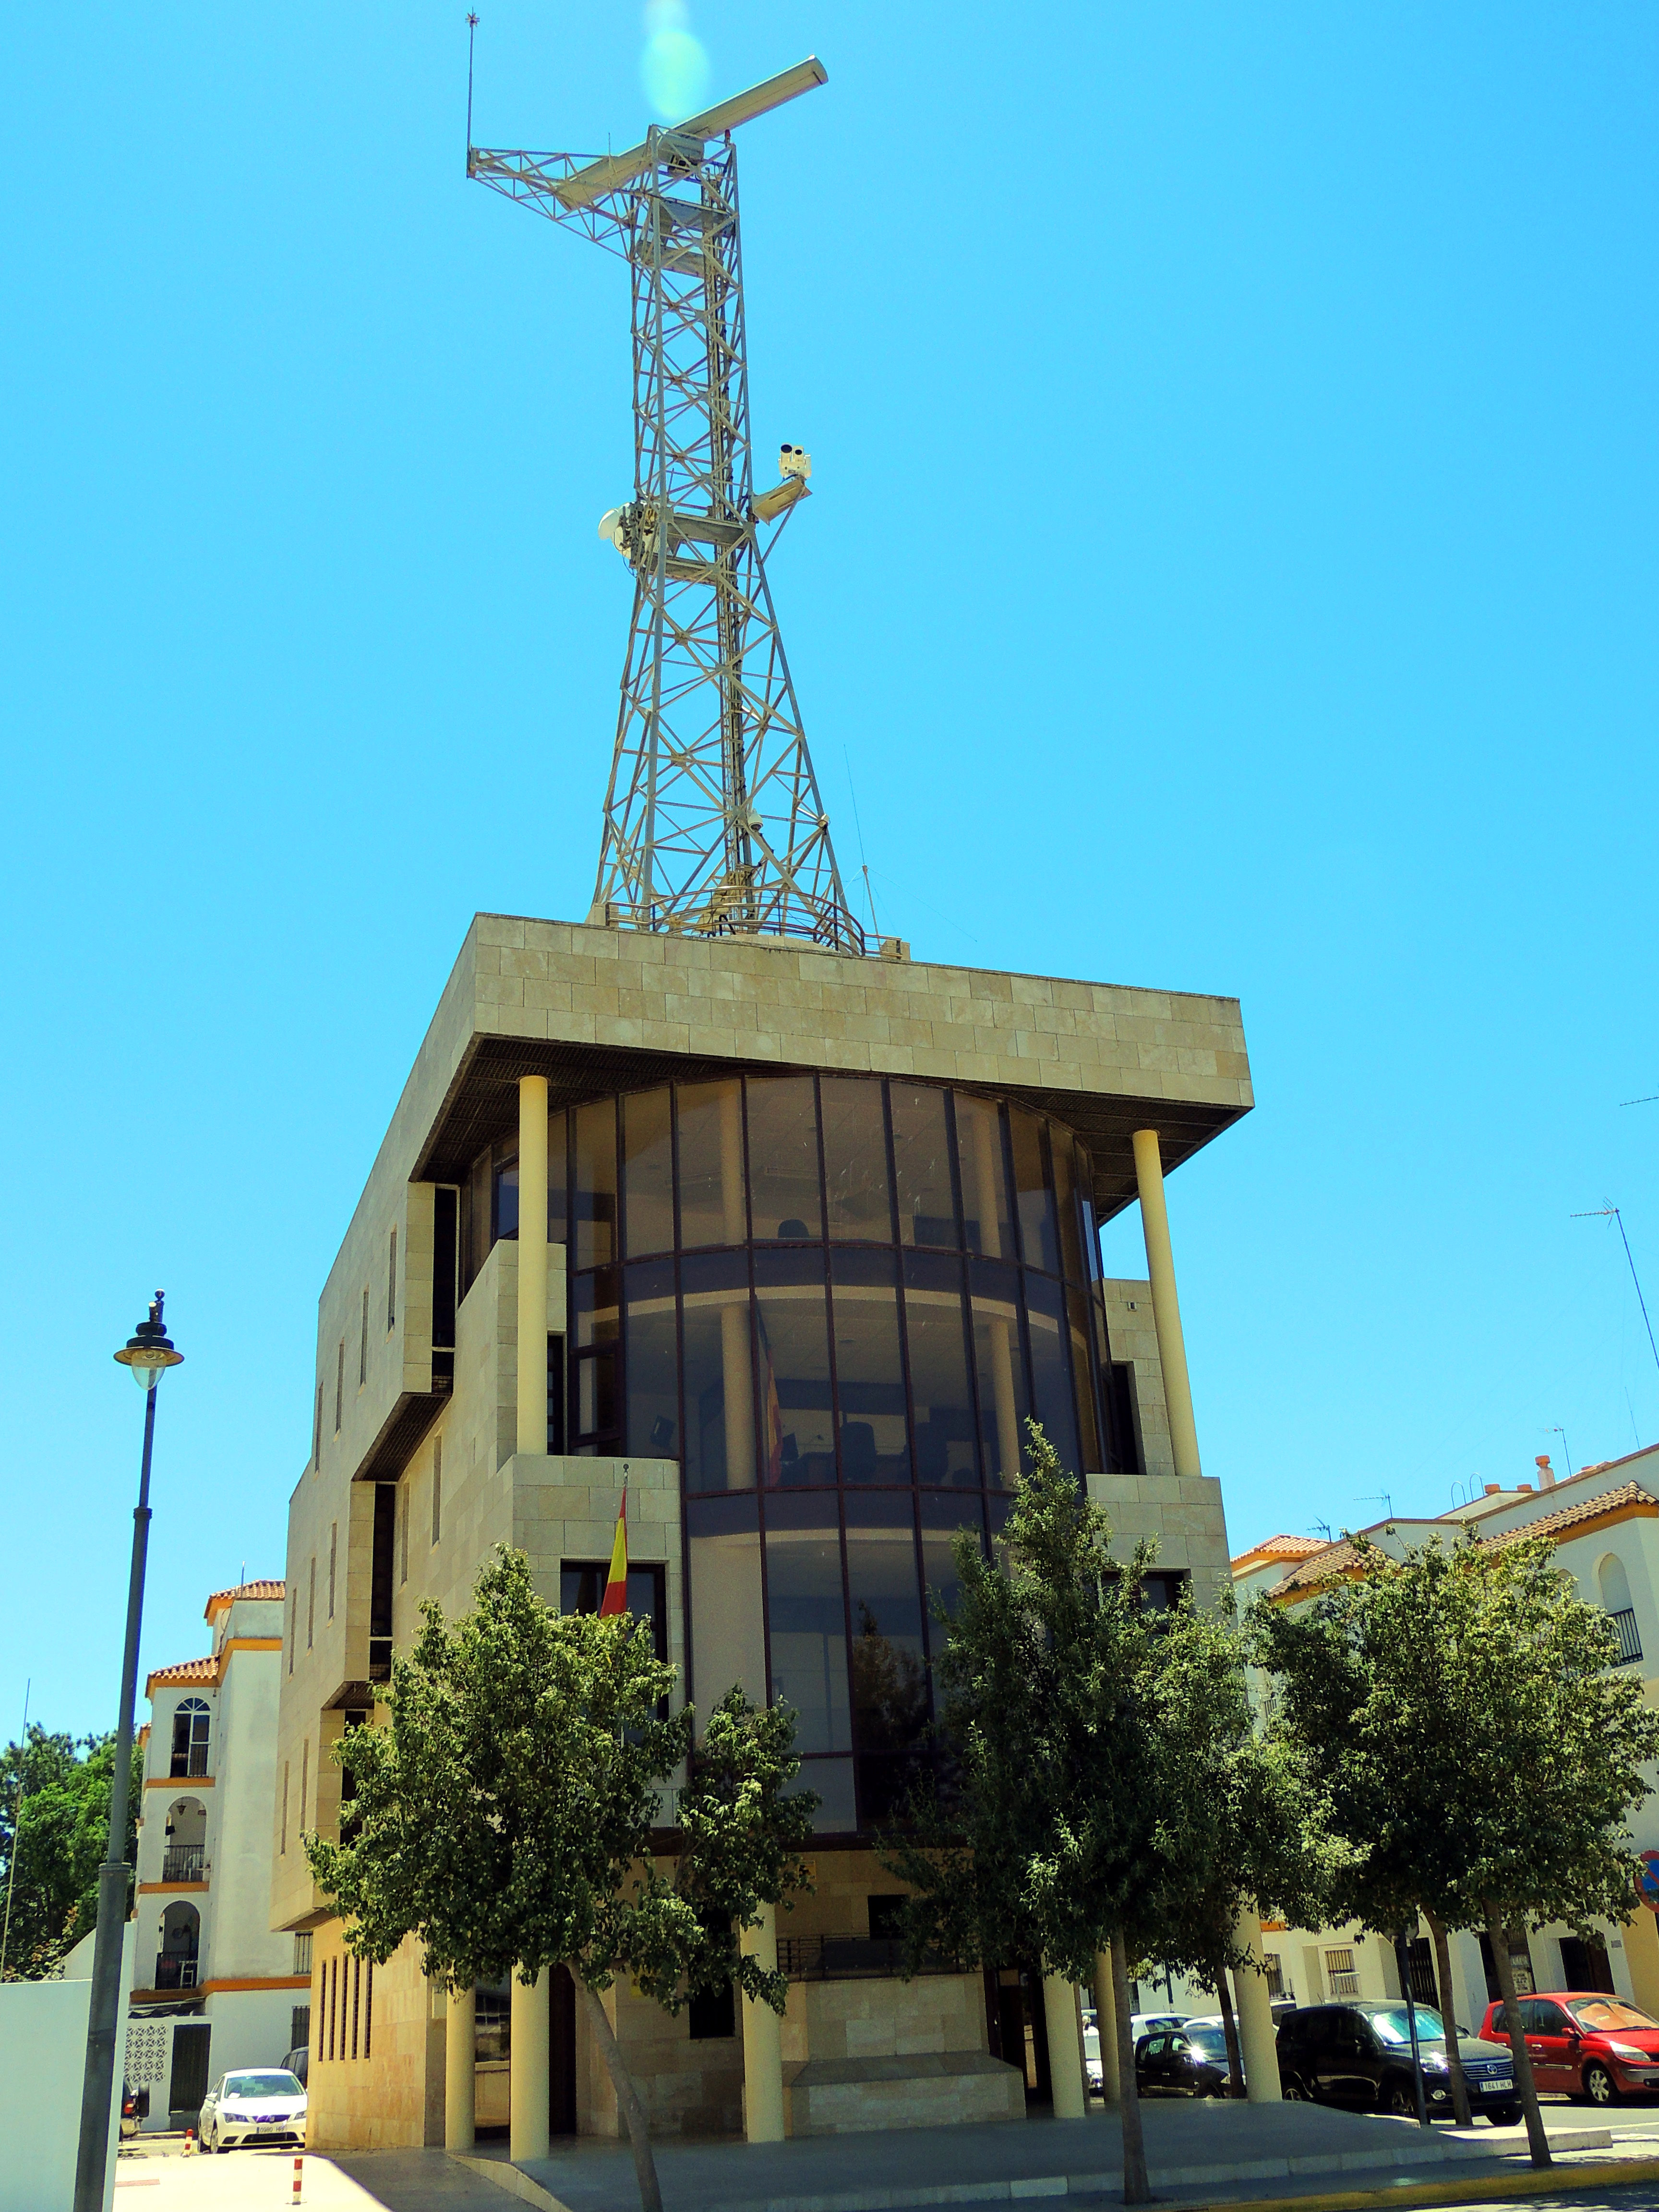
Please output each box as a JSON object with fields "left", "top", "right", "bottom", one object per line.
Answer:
{"left": 599, "top": 1485, "right": 629, "bottom": 1617}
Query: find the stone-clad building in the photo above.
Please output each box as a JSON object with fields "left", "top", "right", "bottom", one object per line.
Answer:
{"left": 272, "top": 914, "right": 1260, "bottom": 2149}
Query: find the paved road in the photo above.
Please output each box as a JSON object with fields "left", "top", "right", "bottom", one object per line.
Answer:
{"left": 114, "top": 2141, "right": 391, "bottom": 2211}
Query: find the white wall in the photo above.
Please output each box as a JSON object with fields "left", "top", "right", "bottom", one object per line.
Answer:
{"left": 209, "top": 1625, "right": 289, "bottom": 1981}
{"left": 0, "top": 1924, "right": 134, "bottom": 2212}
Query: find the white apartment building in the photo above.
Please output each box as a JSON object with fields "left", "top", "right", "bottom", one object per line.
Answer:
{"left": 120, "top": 1580, "right": 308, "bottom": 2130}
{"left": 1180, "top": 1446, "right": 1659, "bottom": 2033}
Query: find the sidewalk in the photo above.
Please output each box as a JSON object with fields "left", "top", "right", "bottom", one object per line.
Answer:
{"left": 332, "top": 2103, "right": 1659, "bottom": 2212}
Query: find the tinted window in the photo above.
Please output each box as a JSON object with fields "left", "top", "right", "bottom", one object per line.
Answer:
{"left": 821, "top": 1078, "right": 894, "bottom": 1242}
{"left": 891, "top": 1086, "right": 956, "bottom": 1248}
{"left": 747, "top": 1077, "right": 822, "bottom": 1241}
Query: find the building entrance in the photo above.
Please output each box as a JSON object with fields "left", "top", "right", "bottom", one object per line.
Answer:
{"left": 986, "top": 1967, "right": 1052, "bottom": 2106}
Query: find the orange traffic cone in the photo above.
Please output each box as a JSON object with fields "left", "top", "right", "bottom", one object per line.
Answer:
{"left": 182, "top": 2129, "right": 196, "bottom": 2156}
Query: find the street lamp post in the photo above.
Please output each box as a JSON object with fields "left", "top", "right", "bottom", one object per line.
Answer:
{"left": 72, "top": 1294, "right": 182, "bottom": 2212}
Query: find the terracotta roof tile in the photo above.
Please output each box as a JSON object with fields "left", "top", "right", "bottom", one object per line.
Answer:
{"left": 203, "top": 1579, "right": 285, "bottom": 1620}
{"left": 1270, "top": 1480, "right": 1658, "bottom": 1598}
{"left": 1232, "top": 1534, "right": 1326, "bottom": 1571}
{"left": 146, "top": 1653, "right": 218, "bottom": 1691}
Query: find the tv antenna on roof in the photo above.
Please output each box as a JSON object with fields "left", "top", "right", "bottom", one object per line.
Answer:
{"left": 468, "top": 57, "right": 866, "bottom": 955}
{"left": 1572, "top": 1203, "right": 1659, "bottom": 1377}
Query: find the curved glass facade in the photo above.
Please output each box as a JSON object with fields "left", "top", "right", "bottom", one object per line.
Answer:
{"left": 464, "top": 1072, "right": 1139, "bottom": 1837}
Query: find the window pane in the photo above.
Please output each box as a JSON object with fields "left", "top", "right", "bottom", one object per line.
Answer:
{"left": 573, "top": 1266, "right": 621, "bottom": 1351}
{"left": 765, "top": 1501, "right": 850, "bottom": 1753}
{"left": 680, "top": 1252, "right": 754, "bottom": 1492}
{"left": 786, "top": 1756, "right": 856, "bottom": 1834}
{"left": 891, "top": 1085, "right": 958, "bottom": 1249}
{"left": 846, "top": 1508, "right": 929, "bottom": 1770}
{"left": 901, "top": 1250, "right": 977, "bottom": 1487}
{"left": 687, "top": 1494, "right": 767, "bottom": 1709}
{"left": 676, "top": 1081, "right": 746, "bottom": 1247}
{"left": 1009, "top": 1110, "right": 1058, "bottom": 1274}
{"left": 1025, "top": 1273, "right": 1081, "bottom": 1473}
{"left": 1049, "top": 1130, "right": 1085, "bottom": 1283}
{"left": 1076, "top": 1145, "right": 1099, "bottom": 1282}
{"left": 755, "top": 1251, "right": 834, "bottom": 1485}
{"left": 971, "top": 1257, "right": 1030, "bottom": 1489}
{"left": 1066, "top": 1285, "right": 1103, "bottom": 1472}
{"left": 821, "top": 1077, "right": 894, "bottom": 1243}
{"left": 625, "top": 1260, "right": 679, "bottom": 1459}
{"left": 572, "top": 1267, "right": 621, "bottom": 1449}
{"left": 829, "top": 1250, "right": 908, "bottom": 1485}
{"left": 746, "top": 1077, "right": 822, "bottom": 1241}
{"left": 493, "top": 1154, "right": 519, "bottom": 1240}
{"left": 548, "top": 1111, "right": 570, "bottom": 1247}
{"left": 622, "top": 1090, "right": 674, "bottom": 1258}
{"left": 919, "top": 1493, "right": 985, "bottom": 1636}
{"left": 955, "top": 1095, "right": 1014, "bottom": 1260}
{"left": 574, "top": 1101, "right": 618, "bottom": 1268}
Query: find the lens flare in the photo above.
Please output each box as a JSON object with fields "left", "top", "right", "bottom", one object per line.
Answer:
{"left": 641, "top": 0, "right": 710, "bottom": 122}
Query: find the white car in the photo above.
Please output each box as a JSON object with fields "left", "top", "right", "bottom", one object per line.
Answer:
{"left": 1082, "top": 2008, "right": 1191, "bottom": 2091}
{"left": 198, "top": 2068, "right": 307, "bottom": 2152}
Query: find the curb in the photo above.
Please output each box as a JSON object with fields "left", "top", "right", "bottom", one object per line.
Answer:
{"left": 1159, "top": 2154, "right": 1659, "bottom": 2212}
{"left": 446, "top": 2151, "right": 574, "bottom": 2212}
{"left": 443, "top": 2146, "right": 1659, "bottom": 2212}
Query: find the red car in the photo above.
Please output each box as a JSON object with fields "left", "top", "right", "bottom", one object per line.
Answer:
{"left": 1478, "top": 1991, "right": 1659, "bottom": 2107}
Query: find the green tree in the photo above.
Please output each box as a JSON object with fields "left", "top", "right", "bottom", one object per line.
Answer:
{"left": 0, "top": 1729, "right": 140, "bottom": 1980}
{"left": 304, "top": 1546, "right": 816, "bottom": 2212}
{"left": 1252, "top": 1530, "right": 1659, "bottom": 2167}
{"left": 1138, "top": 1594, "right": 1346, "bottom": 2097}
{"left": 879, "top": 1426, "right": 1165, "bottom": 2205}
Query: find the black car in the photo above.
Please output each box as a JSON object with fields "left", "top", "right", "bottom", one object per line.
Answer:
{"left": 1277, "top": 2001, "right": 1521, "bottom": 2125}
{"left": 1135, "top": 2023, "right": 1232, "bottom": 2097}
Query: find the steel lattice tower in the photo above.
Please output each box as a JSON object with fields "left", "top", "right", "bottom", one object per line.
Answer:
{"left": 470, "top": 59, "right": 866, "bottom": 954}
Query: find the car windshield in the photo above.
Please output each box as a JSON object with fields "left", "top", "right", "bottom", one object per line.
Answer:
{"left": 224, "top": 2073, "right": 302, "bottom": 2099}
{"left": 1186, "top": 2029, "right": 1228, "bottom": 2061}
{"left": 1567, "top": 2000, "right": 1659, "bottom": 2033}
{"left": 1368, "top": 2007, "right": 1445, "bottom": 2046}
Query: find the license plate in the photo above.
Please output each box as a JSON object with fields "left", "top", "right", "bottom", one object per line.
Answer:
{"left": 1480, "top": 2075, "right": 1514, "bottom": 2092}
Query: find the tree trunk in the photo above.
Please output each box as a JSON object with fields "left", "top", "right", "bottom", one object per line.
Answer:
{"left": 1109, "top": 1935, "right": 1151, "bottom": 2206}
{"left": 1483, "top": 1906, "right": 1549, "bottom": 2169}
{"left": 577, "top": 1978, "right": 664, "bottom": 2212}
{"left": 1211, "top": 1957, "right": 1245, "bottom": 2098}
{"left": 1424, "top": 1908, "right": 1471, "bottom": 2127}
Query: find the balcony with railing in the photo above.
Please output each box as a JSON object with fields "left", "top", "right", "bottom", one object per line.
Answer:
{"left": 777, "top": 1935, "right": 953, "bottom": 1982}
{"left": 152, "top": 1955, "right": 199, "bottom": 1990}
{"left": 161, "top": 1845, "right": 204, "bottom": 1884}
{"left": 1609, "top": 1608, "right": 1643, "bottom": 1665}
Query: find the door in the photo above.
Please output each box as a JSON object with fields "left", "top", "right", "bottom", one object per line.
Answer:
{"left": 1522, "top": 1997, "right": 1578, "bottom": 2093}
{"left": 1319, "top": 2014, "right": 1376, "bottom": 2107}
{"left": 549, "top": 1965, "right": 578, "bottom": 2136}
{"left": 1138, "top": 2033, "right": 1169, "bottom": 2092}
{"left": 168, "top": 2023, "right": 212, "bottom": 2123}
{"left": 986, "top": 1968, "right": 1052, "bottom": 2105}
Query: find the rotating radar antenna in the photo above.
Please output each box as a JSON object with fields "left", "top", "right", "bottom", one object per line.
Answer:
{"left": 469, "top": 58, "right": 866, "bottom": 954}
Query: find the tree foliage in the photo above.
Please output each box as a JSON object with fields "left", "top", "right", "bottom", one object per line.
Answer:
{"left": 1251, "top": 1530, "right": 1659, "bottom": 2166}
{"left": 0, "top": 1728, "right": 139, "bottom": 1980}
{"left": 303, "top": 1546, "right": 817, "bottom": 2212}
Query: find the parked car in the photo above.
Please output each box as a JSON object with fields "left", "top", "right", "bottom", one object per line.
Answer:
{"left": 281, "top": 2044, "right": 309, "bottom": 2089}
{"left": 1478, "top": 1992, "right": 1659, "bottom": 2107}
{"left": 197, "top": 2069, "right": 307, "bottom": 2153}
{"left": 1135, "top": 2022, "right": 1233, "bottom": 2097}
{"left": 1081, "top": 2009, "right": 1190, "bottom": 2092}
{"left": 1277, "top": 2001, "right": 1520, "bottom": 2125}
{"left": 119, "top": 2083, "right": 148, "bottom": 2140}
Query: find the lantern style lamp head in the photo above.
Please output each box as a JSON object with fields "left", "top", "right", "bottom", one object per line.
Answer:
{"left": 114, "top": 1291, "right": 183, "bottom": 1392}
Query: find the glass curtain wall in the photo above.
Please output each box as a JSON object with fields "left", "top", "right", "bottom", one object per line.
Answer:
{"left": 463, "top": 1070, "right": 1134, "bottom": 1837}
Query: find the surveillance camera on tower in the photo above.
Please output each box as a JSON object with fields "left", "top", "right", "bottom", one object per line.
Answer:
{"left": 779, "top": 445, "right": 811, "bottom": 481}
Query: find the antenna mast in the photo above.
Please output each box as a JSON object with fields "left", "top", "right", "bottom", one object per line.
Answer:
{"left": 469, "top": 59, "right": 865, "bottom": 953}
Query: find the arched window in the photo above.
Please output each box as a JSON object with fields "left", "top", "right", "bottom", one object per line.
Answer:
{"left": 169, "top": 1698, "right": 210, "bottom": 1779}
{"left": 1599, "top": 1553, "right": 1634, "bottom": 1615}
{"left": 156, "top": 1899, "right": 201, "bottom": 1990}
{"left": 162, "top": 1797, "right": 207, "bottom": 1883}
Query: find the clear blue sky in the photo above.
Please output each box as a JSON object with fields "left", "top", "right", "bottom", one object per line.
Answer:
{"left": 5, "top": 3, "right": 1658, "bottom": 1736}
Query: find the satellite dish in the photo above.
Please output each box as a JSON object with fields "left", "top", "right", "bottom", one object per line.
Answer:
{"left": 597, "top": 507, "right": 631, "bottom": 559}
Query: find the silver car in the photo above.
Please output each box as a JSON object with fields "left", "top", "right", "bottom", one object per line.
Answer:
{"left": 198, "top": 2068, "right": 307, "bottom": 2152}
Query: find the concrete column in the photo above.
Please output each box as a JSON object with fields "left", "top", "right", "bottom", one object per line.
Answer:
{"left": 445, "top": 1985, "right": 476, "bottom": 2152}
{"left": 720, "top": 1299, "right": 756, "bottom": 1489}
{"left": 1043, "top": 1974, "right": 1087, "bottom": 2117}
{"left": 1231, "top": 1903, "right": 1283, "bottom": 2104}
{"left": 510, "top": 1967, "right": 551, "bottom": 2162}
{"left": 1130, "top": 1129, "right": 1201, "bottom": 1479}
{"left": 517, "top": 1076, "right": 550, "bottom": 1456}
{"left": 1092, "top": 1950, "right": 1121, "bottom": 2104}
{"left": 740, "top": 1904, "right": 785, "bottom": 2143}
{"left": 1623, "top": 1915, "right": 1659, "bottom": 2019}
